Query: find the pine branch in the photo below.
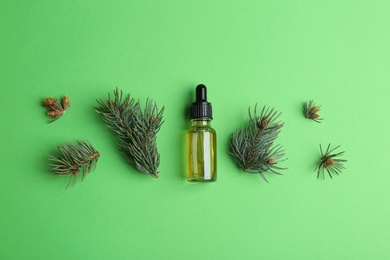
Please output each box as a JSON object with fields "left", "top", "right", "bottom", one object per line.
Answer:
{"left": 230, "top": 105, "right": 286, "bottom": 183}
{"left": 96, "top": 88, "right": 164, "bottom": 178}
{"left": 49, "top": 141, "right": 100, "bottom": 188}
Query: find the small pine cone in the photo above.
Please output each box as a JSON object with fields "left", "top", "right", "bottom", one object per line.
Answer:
{"left": 310, "top": 106, "right": 319, "bottom": 113}
{"left": 266, "top": 158, "right": 276, "bottom": 164}
{"left": 44, "top": 98, "right": 56, "bottom": 107}
{"left": 325, "top": 157, "right": 335, "bottom": 168}
{"left": 47, "top": 110, "right": 63, "bottom": 117}
{"left": 62, "top": 96, "right": 70, "bottom": 110}
{"left": 47, "top": 110, "right": 56, "bottom": 117}
{"left": 313, "top": 113, "right": 320, "bottom": 119}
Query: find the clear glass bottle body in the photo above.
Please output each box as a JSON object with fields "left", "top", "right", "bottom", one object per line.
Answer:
{"left": 186, "top": 118, "right": 217, "bottom": 182}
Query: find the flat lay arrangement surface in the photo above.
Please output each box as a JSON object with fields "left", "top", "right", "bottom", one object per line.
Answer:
{"left": 1, "top": 1, "right": 390, "bottom": 259}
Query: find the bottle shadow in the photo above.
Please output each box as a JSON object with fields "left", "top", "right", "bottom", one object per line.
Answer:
{"left": 178, "top": 87, "right": 193, "bottom": 181}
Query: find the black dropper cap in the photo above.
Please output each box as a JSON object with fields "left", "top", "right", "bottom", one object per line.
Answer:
{"left": 191, "top": 84, "right": 213, "bottom": 119}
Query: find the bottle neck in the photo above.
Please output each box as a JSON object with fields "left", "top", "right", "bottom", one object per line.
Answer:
{"left": 191, "top": 118, "right": 212, "bottom": 127}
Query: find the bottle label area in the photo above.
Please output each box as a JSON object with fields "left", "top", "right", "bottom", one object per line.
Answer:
{"left": 187, "top": 129, "right": 216, "bottom": 182}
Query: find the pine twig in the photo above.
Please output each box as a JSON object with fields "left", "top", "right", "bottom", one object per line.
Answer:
{"left": 43, "top": 96, "right": 70, "bottom": 123}
{"left": 303, "top": 100, "right": 322, "bottom": 123}
{"left": 96, "top": 88, "right": 164, "bottom": 178}
{"left": 315, "top": 144, "right": 347, "bottom": 179}
{"left": 49, "top": 141, "right": 100, "bottom": 188}
{"left": 230, "top": 105, "right": 287, "bottom": 183}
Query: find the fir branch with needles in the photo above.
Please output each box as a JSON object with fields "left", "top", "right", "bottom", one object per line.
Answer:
{"left": 315, "top": 144, "right": 347, "bottom": 179}
{"left": 303, "top": 100, "right": 322, "bottom": 123}
{"left": 96, "top": 88, "right": 164, "bottom": 178}
{"left": 49, "top": 141, "right": 100, "bottom": 188}
{"left": 230, "top": 105, "right": 287, "bottom": 183}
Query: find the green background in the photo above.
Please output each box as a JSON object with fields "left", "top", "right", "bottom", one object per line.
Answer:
{"left": 1, "top": 1, "right": 389, "bottom": 259}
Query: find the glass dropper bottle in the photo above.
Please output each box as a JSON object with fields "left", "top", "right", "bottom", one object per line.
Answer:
{"left": 186, "top": 84, "right": 217, "bottom": 182}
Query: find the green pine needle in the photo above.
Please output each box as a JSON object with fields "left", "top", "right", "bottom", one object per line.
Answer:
{"left": 96, "top": 88, "right": 164, "bottom": 178}
{"left": 230, "top": 105, "right": 287, "bottom": 183}
{"left": 49, "top": 141, "right": 100, "bottom": 188}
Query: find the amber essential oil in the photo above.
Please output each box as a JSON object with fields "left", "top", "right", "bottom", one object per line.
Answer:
{"left": 186, "top": 84, "right": 217, "bottom": 182}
